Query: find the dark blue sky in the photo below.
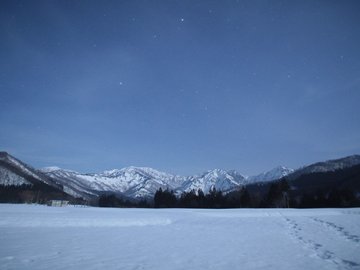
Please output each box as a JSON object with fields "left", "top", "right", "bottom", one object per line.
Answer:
{"left": 1, "top": 0, "right": 360, "bottom": 175}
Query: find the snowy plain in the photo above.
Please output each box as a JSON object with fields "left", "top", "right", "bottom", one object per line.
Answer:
{"left": 0, "top": 204, "right": 359, "bottom": 270}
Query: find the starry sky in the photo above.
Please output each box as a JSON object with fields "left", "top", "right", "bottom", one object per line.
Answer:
{"left": 1, "top": 0, "right": 360, "bottom": 176}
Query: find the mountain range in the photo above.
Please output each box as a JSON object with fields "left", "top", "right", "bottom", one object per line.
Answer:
{"left": 1, "top": 151, "right": 360, "bottom": 202}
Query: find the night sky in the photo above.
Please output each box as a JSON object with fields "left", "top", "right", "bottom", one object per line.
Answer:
{"left": 1, "top": 0, "right": 360, "bottom": 175}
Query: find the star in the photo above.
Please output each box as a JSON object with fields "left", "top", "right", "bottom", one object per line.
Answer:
{"left": 180, "top": 18, "right": 185, "bottom": 22}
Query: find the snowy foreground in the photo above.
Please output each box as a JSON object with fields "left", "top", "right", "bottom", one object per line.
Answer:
{"left": 0, "top": 204, "right": 359, "bottom": 270}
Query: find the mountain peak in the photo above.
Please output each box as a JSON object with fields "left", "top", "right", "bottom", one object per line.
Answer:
{"left": 0, "top": 151, "right": 9, "bottom": 158}
{"left": 204, "top": 168, "right": 229, "bottom": 176}
{"left": 40, "top": 166, "right": 77, "bottom": 174}
{"left": 100, "top": 166, "right": 174, "bottom": 178}
{"left": 40, "top": 166, "right": 63, "bottom": 173}
{"left": 3, "top": 151, "right": 360, "bottom": 200}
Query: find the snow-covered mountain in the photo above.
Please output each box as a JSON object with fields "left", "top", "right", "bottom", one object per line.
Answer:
{"left": 0, "top": 152, "right": 95, "bottom": 200}
{"left": 248, "top": 166, "right": 294, "bottom": 183}
{"left": 38, "top": 167, "right": 99, "bottom": 199}
{"left": 180, "top": 169, "right": 247, "bottom": 194}
{"left": 41, "top": 166, "right": 186, "bottom": 199}
{"left": 41, "top": 165, "right": 282, "bottom": 199}
{"left": 2, "top": 151, "right": 360, "bottom": 201}
{"left": 286, "top": 155, "right": 360, "bottom": 180}
{"left": 0, "top": 166, "right": 31, "bottom": 186}
{"left": 42, "top": 167, "right": 250, "bottom": 198}
{"left": 0, "top": 152, "right": 55, "bottom": 187}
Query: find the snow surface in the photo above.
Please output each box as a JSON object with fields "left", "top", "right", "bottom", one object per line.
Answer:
{"left": 0, "top": 204, "right": 359, "bottom": 270}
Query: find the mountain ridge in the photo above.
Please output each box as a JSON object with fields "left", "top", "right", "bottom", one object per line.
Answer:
{"left": 1, "top": 151, "right": 360, "bottom": 201}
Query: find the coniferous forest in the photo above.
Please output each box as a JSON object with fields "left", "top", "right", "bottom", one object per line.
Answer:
{"left": 98, "top": 164, "right": 360, "bottom": 208}
{"left": 98, "top": 178, "right": 360, "bottom": 209}
{"left": 1, "top": 159, "right": 360, "bottom": 208}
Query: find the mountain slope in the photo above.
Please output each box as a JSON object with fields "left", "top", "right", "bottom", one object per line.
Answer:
{"left": 39, "top": 167, "right": 99, "bottom": 199}
{"left": 289, "top": 163, "right": 360, "bottom": 195}
{"left": 246, "top": 155, "right": 360, "bottom": 198}
{"left": 0, "top": 166, "right": 31, "bottom": 186}
{"left": 180, "top": 169, "right": 247, "bottom": 193}
{"left": 0, "top": 152, "right": 58, "bottom": 188}
{"left": 0, "top": 152, "right": 77, "bottom": 203}
{"left": 42, "top": 166, "right": 186, "bottom": 199}
{"left": 286, "top": 155, "right": 360, "bottom": 180}
{"left": 43, "top": 167, "right": 251, "bottom": 198}
{"left": 2, "top": 151, "right": 359, "bottom": 201}
{"left": 248, "top": 166, "right": 294, "bottom": 183}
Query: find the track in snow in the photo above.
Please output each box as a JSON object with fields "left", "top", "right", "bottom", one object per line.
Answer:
{"left": 311, "top": 217, "right": 360, "bottom": 244}
{"left": 0, "top": 205, "right": 360, "bottom": 270}
{"left": 282, "top": 215, "right": 360, "bottom": 270}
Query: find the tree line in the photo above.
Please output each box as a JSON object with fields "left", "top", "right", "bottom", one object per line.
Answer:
{"left": 98, "top": 178, "right": 360, "bottom": 208}
{"left": 0, "top": 183, "right": 83, "bottom": 204}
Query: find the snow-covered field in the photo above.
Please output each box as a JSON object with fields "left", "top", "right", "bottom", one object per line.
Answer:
{"left": 0, "top": 204, "right": 359, "bottom": 270}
